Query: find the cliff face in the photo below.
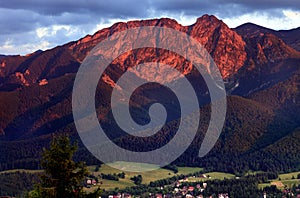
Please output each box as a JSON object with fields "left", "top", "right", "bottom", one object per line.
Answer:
{"left": 189, "top": 15, "right": 247, "bottom": 78}
{"left": 67, "top": 15, "right": 247, "bottom": 79}
{"left": 1, "top": 15, "right": 248, "bottom": 90}
{"left": 7, "top": 15, "right": 300, "bottom": 92}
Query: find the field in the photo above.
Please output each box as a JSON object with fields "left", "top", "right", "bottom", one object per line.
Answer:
{"left": 85, "top": 163, "right": 203, "bottom": 191}
{"left": 278, "top": 171, "right": 300, "bottom": 180}
{"left": 85, "top": 164, "right": 300, "bottom": 191}
{"left": 187, "top": 172, "right": 235, "bottom": 182}
{"left": 1, "top": 164, "right": 300, "bottom": 193}
{"left": 258, "top": 171, "right": 300, "bottom": 189}
{"left": 0, "top": 169, "right": 43, "bottom": 174}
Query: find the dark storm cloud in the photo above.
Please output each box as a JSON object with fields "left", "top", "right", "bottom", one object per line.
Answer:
{"left": 151, "top": 0, "right": 300, "bottom": 12}
{"left": 3, "top": 0, "right": 298, "bottom": 19}
{"left": 1, "top": 0, "right": 299, "bottom": 36}
{"left": 0, "top": 0, "right": 151, "bottom": 36}
{"left": 0, "top": 0, "right": 150, "bottom": 17}
{"left": 0, "top": 9, "right": 41, "bottom": 35}
{"left": 1, "top": 0, "right": 299, "bottom": 54}
{"left": 0, "top": 8, "right": 106, "bottom": 35}
{"left": 222, "top": 0, "right": 300, "bottom": 10}
{"left": 149, "top": 0, "right": 300, "bottom": 18}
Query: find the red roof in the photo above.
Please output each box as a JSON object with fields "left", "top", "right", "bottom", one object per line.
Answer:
{"left": 188, "top": 186, "right": 195, "bottom": 191}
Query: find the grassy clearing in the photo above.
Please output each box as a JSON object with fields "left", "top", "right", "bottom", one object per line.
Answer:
{"left": 258, "top": 171, "right": 300, "bottom": 189}
{"left": 206, "top": 172, "right": 235, "bottom": 180}
{"left": 0, "top": 169, "right": 43, "bottom": 174}
{"left": 4, "top": 165, "right": 300, "bottom": 192}
{"left": 88, "top": 164, "right": 203, "bottom": 190}
{"left": 278, "top": 171, "right": 300, "bottom": 180}
{"left": 281, "top": 179, "right": 300, "bottom": 188}
{"left": 187, "top": 172, "right": 235, "bottom": 182}
{"left": 92, "top": 165, "right": 235, "bottom": 191}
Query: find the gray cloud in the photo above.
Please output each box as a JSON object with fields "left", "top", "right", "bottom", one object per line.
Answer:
{"left": 1, "top": 0, "right": 299, "bottom": 54}
{"left": 221, "top": 0, "right": 300, "bottom": 10}
{"left": 1, "top": 0, "right": 299, "bottom": 35}
{"left": 0, "top": 0, "right": 150, "bottom": 17}
{"left": 2, "top": 0, "right": 299, "bottom": 18}
{"left": 151, "top": 0, "right": 300, "bottom": 13}
{"left": 0, "top": 9, "right": 41, "bottom": 35}
{"left": 148, "top": 0, "right": 299, "bottom": 18}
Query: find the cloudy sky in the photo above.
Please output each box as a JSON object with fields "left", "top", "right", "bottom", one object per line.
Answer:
{"left": 1, "top": 0, "right": 300, "bottom": 55}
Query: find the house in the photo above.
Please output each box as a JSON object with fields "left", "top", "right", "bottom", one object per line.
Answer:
{"left": 122, "top": 193, "right": 131, "bottom": 198}
{"left": 188, "top": 186, "right": 195, "bottom": 192}
{"left": 155, "top": 193, "right": 162, "bottom": 198}
{"left": 86, "top": 179, "right": 92, "bottom": 185}
{"left": 108, "top": 195, "right": 121, "bottom": 198}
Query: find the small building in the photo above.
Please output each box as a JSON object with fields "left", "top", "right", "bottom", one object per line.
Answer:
{"left": 122, "top": 193, "right": 131, "bottom": 198}
{"left": 108, "top": 195, "right": 121, "bottom": 198}
{"left": 155, "top": 193, "right": 162, "bottom": 198}
{"left": 86, "top": 179, "right": 92, "bottom": 185}
{"left": 188, "top": 186, "right": 195, "bottom": 192}
{"left": 92, "top": 179, "right": 97, "bottom": 185}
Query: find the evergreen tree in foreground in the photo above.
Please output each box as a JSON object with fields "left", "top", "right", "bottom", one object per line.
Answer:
{"left": 38, "top": 135, "right": 88, "bottom": 197}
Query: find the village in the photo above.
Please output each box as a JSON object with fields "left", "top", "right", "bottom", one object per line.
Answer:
{"left": 85, "top": 173, "right": 231, "bottom": 198}
{"left": 84, "top": 169, "right": 300, "bottom": 198}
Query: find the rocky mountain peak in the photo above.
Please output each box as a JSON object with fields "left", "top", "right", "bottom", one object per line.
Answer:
{"left": 2, "top": 15, "right": 298, "bottom": 92}
{"left": 0, "top": 16, "right": 300, "bottom": 173}
{"left": 195, "top": 14, "right": 221, "bottom": 25}
{"left": 68, "top": 15, "right": 247, "bottom": 79}
{"left": 235, "top": 23, "right": 300, "bottom": 52}
{"left": 246, "top": 32, "right": 300, "bottom": 65}
{"left": 190, "top": 15, "right": 247, "bottom": 78}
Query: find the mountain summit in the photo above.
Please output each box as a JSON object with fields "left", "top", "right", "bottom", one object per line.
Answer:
{"left": 0, "top": 15, "right": 299, "bottom": 174}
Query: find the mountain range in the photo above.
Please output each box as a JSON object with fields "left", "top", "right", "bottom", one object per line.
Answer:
{"left": 0, "top": 14, "right": 299, "bottom": 173}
